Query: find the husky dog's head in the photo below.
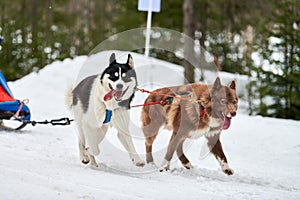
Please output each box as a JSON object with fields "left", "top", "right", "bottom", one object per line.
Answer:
{"left": 209, "top": 77, "right": 238, "bottom": 129}
{"left": 101, "top": 53, "right": 137, "bottom": 106}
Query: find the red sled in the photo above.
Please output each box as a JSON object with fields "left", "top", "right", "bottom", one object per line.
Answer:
{"left": 0, "top": 72, "right": 30, "bottom": 130}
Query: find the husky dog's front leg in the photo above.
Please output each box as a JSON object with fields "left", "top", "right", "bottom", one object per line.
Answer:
{"left": 206, "top": 134, "right": 234, "bottom": 175}
{"left": 112, "top": 109, "right": 145, "bottom": 167}
{"left": 85, "top": 125, "right": 107, "bottom": 168}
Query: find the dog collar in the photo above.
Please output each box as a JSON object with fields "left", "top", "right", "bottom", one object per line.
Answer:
{"left": 103, "top": 109, "right": 112, "bottom": 124}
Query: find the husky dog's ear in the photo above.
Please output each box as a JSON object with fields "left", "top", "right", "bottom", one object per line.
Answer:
{"left": 212, "top": 77, "right": 222, "bottom": 91}
{"left": 126, "top": 54, "right": 134, "bottom": 69}
{"left": 229, "top": 80, "right": 236, "bottom": 90}
{"left": 109, "top": 53, "right": 116, "bottom": 65}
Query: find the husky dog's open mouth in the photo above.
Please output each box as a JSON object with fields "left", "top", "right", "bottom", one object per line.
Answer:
{"left": 104, "top": 84, "right": 129, "bottom": 102}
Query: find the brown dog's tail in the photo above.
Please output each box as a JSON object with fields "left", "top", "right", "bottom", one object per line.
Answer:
{"left": 141, "top": 98, "right": 152, "bottom": 128}
{"left": 65, "top": 85, "right": 74, "bottom": 110}
{"left": 141, "top": 95, "right": 167, "bottom": 134}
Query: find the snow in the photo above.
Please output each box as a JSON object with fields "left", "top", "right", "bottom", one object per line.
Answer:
{"left": 1, "top": 52, "right": 300, "bottom": 200}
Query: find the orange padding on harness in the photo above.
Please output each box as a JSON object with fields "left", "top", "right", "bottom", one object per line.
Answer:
{"left": 0, "top": 85, "right": 15, "bottom": 102}
{"left": 131, "top": 101, "right": 162, "bottom": 108}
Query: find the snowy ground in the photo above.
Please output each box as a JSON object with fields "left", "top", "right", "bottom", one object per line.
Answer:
{"left": 1, "top": 52, "right": 300, "bottom": 200}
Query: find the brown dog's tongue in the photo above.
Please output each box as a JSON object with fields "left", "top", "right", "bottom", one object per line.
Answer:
{"left": 222, "top": 116, "right": 231, "bottom": 130}
{"left": 104, "top": 90, "right": 115, "bottom": 101}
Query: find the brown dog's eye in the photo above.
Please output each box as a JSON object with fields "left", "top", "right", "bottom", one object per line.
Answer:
{"left": 233, "top": 100, "right": 238, "bottom": 104}
{"left": 220, "top": 98, "right": 227, "bottom": 105}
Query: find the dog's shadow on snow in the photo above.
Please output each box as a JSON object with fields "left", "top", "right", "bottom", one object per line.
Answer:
{"left": 88, "top": 162, "right": 160, "bottom": 179}
{"left": 170, "top": 167, "right": 297, "bottom": 192}
{"left": 89, "top": 163, "right": 298, "bottom": 192}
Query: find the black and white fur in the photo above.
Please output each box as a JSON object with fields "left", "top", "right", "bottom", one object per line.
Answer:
{"left": 66, "top": 53, "right": 145, "bottom": 168}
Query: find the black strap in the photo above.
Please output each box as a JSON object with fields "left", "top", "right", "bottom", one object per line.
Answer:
{"left": 14, "top": 117, "right": 74, "bottom": 126}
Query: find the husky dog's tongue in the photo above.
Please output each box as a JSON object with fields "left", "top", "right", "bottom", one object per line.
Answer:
{"left": 222, "top": 116, "right": 231, "bottom": 130}
{"left": 104, "top": 90, "right": 123, "bottom": 101}
{"left": 104, "top": 90, "right": 115, "bottom": 101}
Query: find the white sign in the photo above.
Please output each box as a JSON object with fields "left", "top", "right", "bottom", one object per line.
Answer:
{"left": 138, "top": 0, "right": 161, "bottom": 12}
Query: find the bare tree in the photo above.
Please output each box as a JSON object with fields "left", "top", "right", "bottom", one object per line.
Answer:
{"left": 183, "top": 0, "right": 195, "bottom": 83}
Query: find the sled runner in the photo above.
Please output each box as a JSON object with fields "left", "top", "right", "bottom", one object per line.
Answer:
{"left": 0, "top": 72, "right": 31, "bottom": 130}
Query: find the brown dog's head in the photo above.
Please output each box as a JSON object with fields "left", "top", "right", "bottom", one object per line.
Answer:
{"left": 224, "top": 80, "right": 238, "bottom": 118}
{"left": 209, "top": 77, "right": 238, "bottom": 129}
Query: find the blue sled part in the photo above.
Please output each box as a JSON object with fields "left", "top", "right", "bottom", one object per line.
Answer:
{"left": 0, "top": 72, "right": 14, "bottom": 98}
{"left": 0, "top": 101, "right": 31, "bottom": 120}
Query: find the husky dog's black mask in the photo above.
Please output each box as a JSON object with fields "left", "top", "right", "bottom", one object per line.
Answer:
{"left": 100, "top": 53, "right": 137, "bottom": 108}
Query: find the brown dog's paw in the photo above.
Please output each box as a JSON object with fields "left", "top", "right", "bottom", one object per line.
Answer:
{"left": 183, "top": 162, "right": 193, "bottom": 169}
{"left": 159, "top": 166, "right": 170, "bottom": 172}
{"left": 159, "top": 160, "right": 170, "bottom": 172}
{"left": 223, "top": 168, "right": 234, "bottom": 175}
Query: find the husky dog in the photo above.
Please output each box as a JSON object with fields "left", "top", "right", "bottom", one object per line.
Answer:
{"left": 141, "top": 77, "right": 238, "bottom": 175}
{"left": 66, "top": 53, "right": 145, "bottom": 168}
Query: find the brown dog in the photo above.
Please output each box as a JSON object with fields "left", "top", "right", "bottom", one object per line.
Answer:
{"left": 141, "top": 77, "right": 238, "bottom": 175}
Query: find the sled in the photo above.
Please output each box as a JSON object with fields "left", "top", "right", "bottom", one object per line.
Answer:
{"left": 0, "top": 72, "right": 31, "bottom": 130}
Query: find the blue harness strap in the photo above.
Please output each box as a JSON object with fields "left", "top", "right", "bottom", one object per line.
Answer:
{"left": 103, "top": 109, "right": 112, "bottom": 124}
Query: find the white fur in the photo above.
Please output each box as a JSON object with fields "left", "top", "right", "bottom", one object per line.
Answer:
{"left": 67, "top": 75, "right": 144, "bottom": 168}
{"left": 159, "top": 159, "right": 170, "bottom": 171}
{"left": 217, "top": 157, "right": 234, "bottom": 174}
{"left": 65, "top": 85, "right": 74, "bottom": 110}
{"left": 102, "top": 73, "right": 137, "bottom": 102}
{"left": 188, "top": 127, "right": 210, "bottom": 139}
{"left": 188, "top": 117, "right": 223, "bottom": 139}
{"left": 209, "top": 117, "right": 223, "bottom": 128}
{"left": 183, "top": 162, "right": 193, "bottom": 169}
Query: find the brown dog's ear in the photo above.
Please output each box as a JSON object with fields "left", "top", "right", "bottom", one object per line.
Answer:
{"left": 212, "top": 77, "right": 222, "bottom": 90}
{"left": 229, "top": 80, "right": 236, "bottom": 90}
{"left": 126, "top": 54, "right": 134, "bottom": 69}
{"left": 109, "top": 53, "right": 116, "bottom": 65}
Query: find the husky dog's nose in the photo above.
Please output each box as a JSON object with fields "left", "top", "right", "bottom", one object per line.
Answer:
{"left": 230, "top": 112, "right": 236, "bottom": 117}
{"left": 116, "top": 84, "right": 123, "bottom": 90}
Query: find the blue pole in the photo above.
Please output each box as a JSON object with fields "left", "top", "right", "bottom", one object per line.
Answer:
{"left": 0, "top": 36, "right": 3, "bottom": 44}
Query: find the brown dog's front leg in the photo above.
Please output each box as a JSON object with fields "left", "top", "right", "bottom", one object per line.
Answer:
{"left": 206, "top": 134, "right": 234, "bottom": 175}
{"left": 176, "top": 139, "right": 192, "bottom": 169}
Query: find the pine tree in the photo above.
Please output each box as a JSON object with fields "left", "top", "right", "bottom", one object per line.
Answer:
{"left": 259, "top": 0, "right": 300, "bottom": 120}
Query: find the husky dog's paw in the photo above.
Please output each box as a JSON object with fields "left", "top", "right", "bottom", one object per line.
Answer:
{"left": 81, "top": 158, "right": 90, "bottom": 165}
{"left": 159, "top": 159, "right": 170, "bottom": 172}
{"left": 132, "top": 158, "right": 145, "bottom": 167}
{"left": 81, "top": 152, "right": 90, "bottom": 164}
{"left": 90, "top": 162, "right": 99, "bottom": 168}
{"left": 89, "top": 163, "right": 101, "bottom": 170}
{"left": 223, "top": 167, "right": 234, "bottom": 176}
{"left": 88, "top": 155, "right": 99, "bottom": 168}
{"left": 135, "top": 161, "right": 146, "bottom": 167}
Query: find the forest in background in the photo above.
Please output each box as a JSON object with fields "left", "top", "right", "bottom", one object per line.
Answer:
{"left": 0, "top": 0, "right": 299, "bottom": 120}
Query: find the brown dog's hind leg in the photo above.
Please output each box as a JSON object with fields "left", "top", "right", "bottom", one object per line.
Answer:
{"left": 206, "top": 134, "right": 234, "bottom": 175}
{"left": 176, "top": 139, "right": 192, "bottom": 169}
{"left": 142, "top": 120, "right": 162, "bottom": 164}
{"left": 145, "top": 134, "right": 157, "bottom": 164}
{"left": 142, "top": 104, "right": 165, "bottom": 165}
